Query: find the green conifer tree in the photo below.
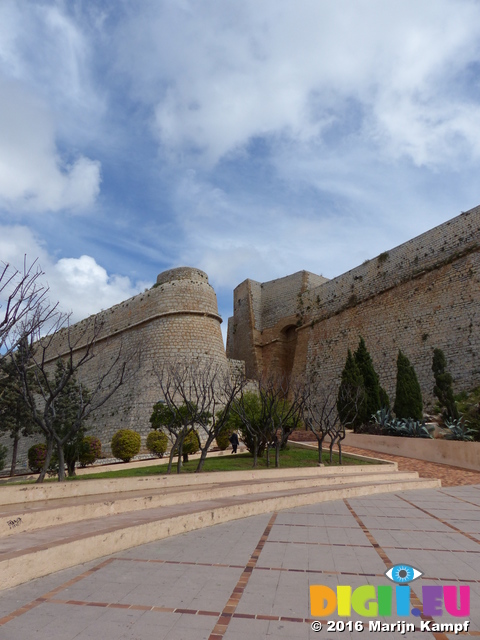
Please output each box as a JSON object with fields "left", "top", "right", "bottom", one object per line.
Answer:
{"left": 432, "top": 348, "right": 458, "bottom": 419}
{"left": 0, "top": 341, "right": 37, "bottom": 476}
{"left": 354, "top": 337, "right": 382, "bottom": 423}
{"left": 393, "top": 350, "right": 423, "bottom": 419}
{"left": 337, "top": 349, "right": 364, "bottom": 430}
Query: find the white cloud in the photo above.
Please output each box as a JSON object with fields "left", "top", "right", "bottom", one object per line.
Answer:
{"left": 0, "top": 77, "right": 101, "bottom": 213}
{"left": 114, "top": 0, "right": 480, "bottom": 168}
{"left": 0, "top": 2, "right": 103, "bottom": 213}
{"left": 0, "top": 226, "right": 148, "bottom": 322}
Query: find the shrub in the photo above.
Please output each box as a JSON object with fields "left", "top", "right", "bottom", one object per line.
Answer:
{"left": 432, "top": 348, "right": 459, "bottom": 419}
{"left": 388, "top": 418, "right": 432, "bottom": 439}
{"left": 173, "top": 429, "right": 200, "bottom": 462}
{"left": 111, "top": 429, "right": 141, "bottom": 462}
{"left": 79, "top": 436, "right": 102, "bottom": 467}
{"left": 455, "top": 386, "right": 480, "bottom": 440}
{"left": 215, "top": 425, "right": 232, "bottom": 450}
{"left": 393, "top": 350, "right": 423, "bottom": 420}
{"left": 28, "top": 443, "right": 48, "bottom": 473}
{"left": 443, "top": 417, "right": 475, "bottom": 441}
{"left": 146, "top": 430, "right": 168, "bottom": 457}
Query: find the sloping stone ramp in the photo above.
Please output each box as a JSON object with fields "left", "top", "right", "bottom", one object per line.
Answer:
{"left": 0, "top": 463, "right": 439, "bottom": 590}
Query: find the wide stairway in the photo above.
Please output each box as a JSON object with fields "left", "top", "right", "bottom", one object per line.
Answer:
{"left": 0, "top": 462, "right": 440, "bottom": 590}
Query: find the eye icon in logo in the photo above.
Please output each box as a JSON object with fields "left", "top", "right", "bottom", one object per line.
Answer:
{"left": 385, "top": 564, "right": 423, "bottom": 584}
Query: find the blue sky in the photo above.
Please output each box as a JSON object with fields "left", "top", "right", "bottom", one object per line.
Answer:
{"left": 1, "top": 0, "right": 480, "bottom": 342}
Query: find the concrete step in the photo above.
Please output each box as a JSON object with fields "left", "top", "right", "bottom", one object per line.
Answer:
{"left": 0, "top": 472, "right": 440, "bottom": 590}
{"left": 0, "top": 469, "right": 419, "bottom": 538}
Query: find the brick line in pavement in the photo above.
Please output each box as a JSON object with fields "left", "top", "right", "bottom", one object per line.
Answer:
{"left": 344, "top": 499, "right": 452, "bottom": 640}
{"left": 208, "top": 513, "right": 278, "bottom": 640}
{"left": 398, "top": 495, "right": 480, "bottom": 546}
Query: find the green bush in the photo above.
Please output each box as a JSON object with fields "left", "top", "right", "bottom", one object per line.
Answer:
{"left": 215, "top": 425, "right": 232, "bottom": 450}
{"left": 432, "top": 348, "right": 459, "bottom": 419}
{"left": 455, "top": 386, "right": 480, "bottom": 440}
{"left": 111, "top": 429, "right": 141, "bottom": 462}
{"left": 182, "top": 429, "right": 200, "bottom": 456}
{"left": 79, "top": 436, "right": 102, "bottom": 467}
{"left": 146, "top": 430, "right": 168, "bottom": 457}
{"left": 173, "top": 429, "right": 200, "bottom": 462}
{"left": 28, "top": 443, "right": 48, "bottom": 473}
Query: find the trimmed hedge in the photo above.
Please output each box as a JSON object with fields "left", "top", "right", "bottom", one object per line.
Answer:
{"left": 79, "top": 436, "right": 102, "bottom": 467}
{"left": 215, "top": 426, "right": 232, "bottom": 451}
{"left": 111, "top": 429, "right": 141, "bottom": 462}
{"left": 146, "top": 431, "right": 168, "bottom": 457}
{"left": 28, "top": 443, "right": 48, "bottom": 473}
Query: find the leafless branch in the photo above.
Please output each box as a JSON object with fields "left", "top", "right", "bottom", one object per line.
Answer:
{"left": 0, "top": 258, "right": 55, "bottom": 356}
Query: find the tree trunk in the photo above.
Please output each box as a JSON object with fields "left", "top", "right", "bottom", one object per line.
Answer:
{"left": 266, "top": 445, "right": 270, "bottom": 468}
{"left": 317, "top": 437, "right": 324, "bottom": 464}
{"left": 176, "top": 433, "right": 185, "bottom": 474}
{"left": 195, "top": 435, "right": 214, "bottom": 473}
{"left": 57, "top": 442, "right": 66, "bottom": 482}
{"left": 67, "top": 458, "right": 76, "bottom": 477}
{"left": 252, "top": 438, "right": 258, "bottom": 468}
{"left": 166, "top": 439, "right": 177, "bottom": 474}
{"left": 338, "top": 443, "right": 342, "bottom": 464}
{"left": 37, "top": 438, "right": 54, "bottom": 484}
{"left": 9, "top": 432, "right": 19, "bottom": 477}
{"left": 275, "top": 442, "right": 280, "bottom": 468}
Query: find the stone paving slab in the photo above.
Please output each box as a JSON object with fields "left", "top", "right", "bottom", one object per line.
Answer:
{"left": 1, "top": 485, "right": 478, "bottom": 639}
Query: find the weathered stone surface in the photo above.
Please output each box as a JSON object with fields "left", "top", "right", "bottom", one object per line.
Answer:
{"left": 2, "top": 267, "right": 228, "bottom": 471}
{"left": 227, "top": 205, "right": 480, "bottom": 409}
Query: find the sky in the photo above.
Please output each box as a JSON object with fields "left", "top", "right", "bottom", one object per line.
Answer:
{"left": 1, "top": 0, "right": 480, "bottom": 343}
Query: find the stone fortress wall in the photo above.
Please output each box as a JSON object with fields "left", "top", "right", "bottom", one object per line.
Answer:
{"left": 3, "top": 206, "right": 480, "bottom": 474}
{"left": 2, "top": 267, "right": 228, "bottom": 469}
{"left": 227, "top": 205, "right": 480, "bottom": 408}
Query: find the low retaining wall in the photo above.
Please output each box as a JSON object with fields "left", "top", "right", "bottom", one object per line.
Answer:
{"left": 344, "top": 432, "right": 480, "bottom": 471}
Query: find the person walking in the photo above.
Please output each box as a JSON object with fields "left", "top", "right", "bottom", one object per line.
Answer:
{"left": 229, "top": 432, "right": 239, "bottom": 454}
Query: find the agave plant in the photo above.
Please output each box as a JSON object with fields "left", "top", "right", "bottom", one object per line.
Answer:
{"left": 371, "top": 407, "right": 392, "bottom": 430}
{"left": 388, "top": 418, "right": 433, "bottom": 439}
{"left": 443, "top": 417, "right": 475, "bottom": 441}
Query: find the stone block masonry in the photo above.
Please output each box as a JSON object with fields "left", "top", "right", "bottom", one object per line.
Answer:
{"left": 1, "top": 267, "right": 229, "bottom": 472}
{"left": 227, "top": 205, "right": 480, "bottom": 409}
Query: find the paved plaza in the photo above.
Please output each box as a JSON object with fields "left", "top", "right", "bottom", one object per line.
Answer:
{"left": 1, "top": 484, "right": 479, "bottom": 639}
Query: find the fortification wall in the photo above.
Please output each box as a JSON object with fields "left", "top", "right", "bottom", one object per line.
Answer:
{"left": 226, "top": 271, "right": 328, "bottom": 377}
{"left": 301, "top": 205, "right": 480, "bottom": 324}
{"left": 228, "top": 205, "right": 480, "bottom": 409}
{"left": 2, "top": 267, "right": 228, "bottom": 473}
{"left": 296, "top": 206, "right": 480, "bottom": 406}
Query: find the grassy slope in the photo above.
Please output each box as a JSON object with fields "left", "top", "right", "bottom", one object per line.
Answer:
{"left": 74, "top": 445, "right": 375, "bottom": 480}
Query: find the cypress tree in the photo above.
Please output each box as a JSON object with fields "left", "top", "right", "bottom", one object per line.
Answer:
{"left": 393, "top": 350, "right": 423, "bottom": 419}
{"left": 354, "top": 337, "right": 382, "bottom": 423}
{"left": 379, "top": 386, "right": 390, "bottom": 410}
{"left": 432, "top": 348, "right": 458, "bottom": 419}
{"left": 337, "top": 349, "right": 364, "bottom": 430}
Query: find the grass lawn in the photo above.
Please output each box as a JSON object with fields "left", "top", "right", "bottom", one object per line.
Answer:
{"left": 73, "top": 444, "right": 376, "bottom": 480}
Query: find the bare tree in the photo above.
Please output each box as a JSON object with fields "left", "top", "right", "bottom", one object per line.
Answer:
{"left": 12, "top": 313, "right": 139, "bottom": 482}
{"left": 257, "top": 374, "right": 307, "bottom": 468}
{"left": 154, "top": 359, "right": 246, "bottom": 473}
{"left": 0, "top": 258, "right": 55, "bottom": 359}
{"left": 305, "top": 379, "right": 362, "bottom": 464}
{"left": 230, "top": 389, "right": 267, "bottom": 468}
